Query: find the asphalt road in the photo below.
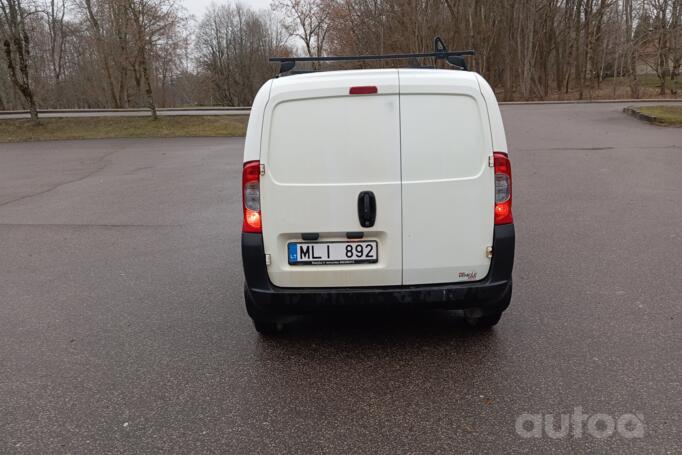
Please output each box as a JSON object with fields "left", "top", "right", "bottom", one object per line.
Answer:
{"left": 1, "top": 103, "right": 681, "bottom": 454}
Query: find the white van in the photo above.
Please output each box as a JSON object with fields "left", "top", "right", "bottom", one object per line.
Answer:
{"left": 241, "top": 47, "right": 514, "bottom": 334}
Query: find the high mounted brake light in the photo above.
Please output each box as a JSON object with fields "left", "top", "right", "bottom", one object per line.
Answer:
{"left": 242, "top": 161, "right": 262, "bottom": 233}
{"left": 494, "top": 152, "right": 513, "bottom": 225}
{"left": 349, "top": 86, "right": 378, "bottom": 95}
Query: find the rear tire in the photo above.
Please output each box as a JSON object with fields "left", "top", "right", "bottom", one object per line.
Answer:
{"left": 244, "top": 283, "right": 286, "bottom": 335}
{"left": 465, "top": 312, "right": 502, "bottom": 329}
{"left": 253, "top": 320, "right": 285, "bottom": 335}
{"left": 465, "top": 283, "right": 511, "bottom": 329}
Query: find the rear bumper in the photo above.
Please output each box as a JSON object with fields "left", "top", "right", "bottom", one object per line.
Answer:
{"left": 242, "top": 224, "right": 514, "bottom": 319}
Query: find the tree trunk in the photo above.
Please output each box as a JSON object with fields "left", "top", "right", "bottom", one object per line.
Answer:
{"left": 1, "top": 0, "right": 40, "bottom": 125}
{"left": 27, "top": 91, "right": 38, "bottom": 123}
{"left": 140, "top": 48, "right": 157, "bottom": 120}
{"left": 624, "top": 0, "right": 640, "bottom": 98}
{"left": 84, "top": 0, "right": 120, "bottom": 108}
{"left": 501, "top": 2, "right": 515, "bottom": 101}
{"left": 671, "top": 0, "right": 680, "bottom": 95}
{"left": 576, "top": 0, "right": 586, "bottom": 99}
{"left": 656, "top": 0, "right": 669, "bottom": 96}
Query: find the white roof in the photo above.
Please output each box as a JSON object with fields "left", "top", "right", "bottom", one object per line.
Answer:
{"left": 270, "top": 68, "right": 480, "bottom": 91}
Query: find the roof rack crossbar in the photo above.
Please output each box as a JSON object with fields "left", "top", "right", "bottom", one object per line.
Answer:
{"left": 271, "top": 37, "right": 475, "bottom": 75}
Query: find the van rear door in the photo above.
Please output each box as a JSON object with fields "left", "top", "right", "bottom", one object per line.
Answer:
{"left": 399, "top": 70, "right": 495, "bottom": 285}
{"left": 260, "top": 70, "right": 402, "bottom": 288}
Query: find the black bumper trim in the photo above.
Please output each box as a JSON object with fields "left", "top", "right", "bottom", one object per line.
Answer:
{"left": 242, "top": 224, "right": 514, "bottom": 317}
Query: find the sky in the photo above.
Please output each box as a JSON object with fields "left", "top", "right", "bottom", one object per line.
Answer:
{"left": 181, "top": 0, "right": 273, "bottom": 19}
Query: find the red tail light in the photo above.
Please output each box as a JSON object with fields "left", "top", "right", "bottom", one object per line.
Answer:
{"left": 494, "top": 152, "right": 513, "bottom": 225}
{"left": 242, "top": 161, "right": 262, "bottom": 233}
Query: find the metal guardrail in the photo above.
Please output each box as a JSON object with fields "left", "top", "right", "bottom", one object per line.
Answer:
{"left": 0, "top": 107, "right": 251, "bottom": 116}
{"left": 1, "top": 100, "right": 680, "bottom": 118}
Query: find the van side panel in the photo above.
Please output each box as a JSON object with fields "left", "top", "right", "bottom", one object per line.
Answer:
{"left": 399, "top": 70, "right": 495, "bottom": 285}
{"left": 475, "top": 74, "right": 508, "bottom": 154}
{"left": 243, "top": 80, "right": 272, "bottom": 163}
{"left": 260, "top": 71, "right": 402, "bottom": 288}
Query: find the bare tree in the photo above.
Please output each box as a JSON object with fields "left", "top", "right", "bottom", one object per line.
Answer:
{"left": 196, "top": 2, "right": 289, "bottom": 106}
{"left": 128, "top": 0, "right": 155, "bottom": 118}
{"left": 0, "top": 0, "right": 39, "bottom": 123}
{"left": 44, "top": 0, "right": 65, "bottom": 81}
{"left": 127, "top": 0, "right": 178, "bottom": 118}
{"left": 83, "top": 0, "right": 120, "bottom": 107}
{"left": 671, "top": 0, "right": 681, "bottom": 93}
{"left": 272, "top": 0, "right": 330, "bottom": 64}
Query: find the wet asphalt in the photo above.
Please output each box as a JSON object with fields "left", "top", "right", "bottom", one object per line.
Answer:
{"left": 0, "top": 103, "right": 681, "bottom": 453}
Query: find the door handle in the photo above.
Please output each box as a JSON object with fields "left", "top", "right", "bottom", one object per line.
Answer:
{"left": 357, "top": 191, "right": 376, "bottom": 228}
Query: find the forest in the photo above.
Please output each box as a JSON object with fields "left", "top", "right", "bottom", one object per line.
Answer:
{"left": 1, "top": 0, "right": 681, "bottom": 122}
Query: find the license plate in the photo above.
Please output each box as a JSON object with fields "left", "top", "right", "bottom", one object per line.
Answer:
{"left": 288, "top": 241, "right": 378, "bottom": 265}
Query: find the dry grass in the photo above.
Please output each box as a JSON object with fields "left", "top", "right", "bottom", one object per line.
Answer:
{"left": 637, "top": 106, "right": 682, "bottom": 125}
{"left": 0, "top": 115, "right": 248, "bottom": 143}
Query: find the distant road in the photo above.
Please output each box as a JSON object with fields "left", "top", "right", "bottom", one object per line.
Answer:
{"left": 0, "top": 108, "right": 251, "bottom": 119}
{"left": 1, "top": 99, "right": 681, "bottom": 119}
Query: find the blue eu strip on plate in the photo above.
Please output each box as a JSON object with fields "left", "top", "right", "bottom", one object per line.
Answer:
{"left": 288, "top": 243, "right": 298, "bottom": 263}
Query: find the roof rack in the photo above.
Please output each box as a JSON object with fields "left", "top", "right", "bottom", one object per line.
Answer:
{"left": 270, "top": 37, "right": 475, "bottom": 75}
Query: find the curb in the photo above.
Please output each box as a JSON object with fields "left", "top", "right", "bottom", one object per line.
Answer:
{"left": 500, "top": 98, "right": 682, "bottom": 105}
{"left": 623, "top": 106, "right": 659, "bottom": 124}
